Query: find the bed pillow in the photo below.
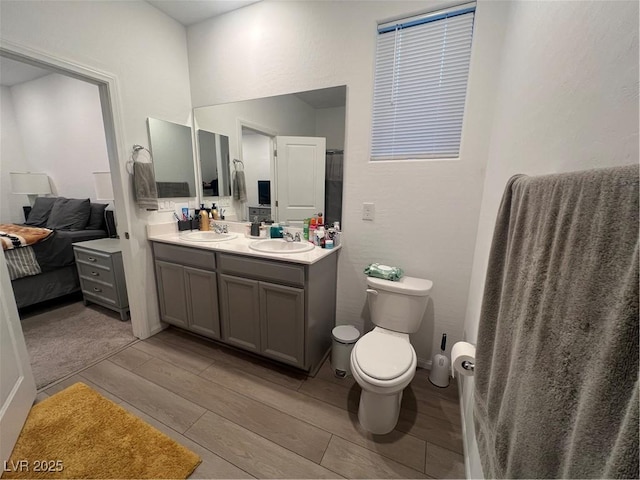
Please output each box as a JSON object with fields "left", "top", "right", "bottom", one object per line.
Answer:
{"left": 86, "top": 203, "right": 108, "bottom": 230}
{"left": 25, "top": 197, "right": 57, "bottom": 227}
{"left": 46, "top": 197, "right": 91, "bottom": 230}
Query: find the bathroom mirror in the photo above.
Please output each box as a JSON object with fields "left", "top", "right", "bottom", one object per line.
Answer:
{"left": 146, "top": 117, "right": 196, "bottom": 198}
{"left": 198, "top": 129, "right": 231, "bottom": 197}
{"left": 194, "top": 86, "right": 346, "bottom": 224}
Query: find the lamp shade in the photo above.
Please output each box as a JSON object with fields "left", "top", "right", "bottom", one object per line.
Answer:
{"left": 93, "top": 172, "right": 114, "bottom": 201}
{"left": 10, "top": 172, "right": 51, "bottom": 194}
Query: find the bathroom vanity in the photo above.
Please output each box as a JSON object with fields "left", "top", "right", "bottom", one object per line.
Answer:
{"left": 148, "top": 226, "right": 339, "bottom": 374}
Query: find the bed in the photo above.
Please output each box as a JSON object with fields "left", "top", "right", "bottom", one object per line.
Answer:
{"left": 2, "top": 197, "right": 113, "bottom": 308}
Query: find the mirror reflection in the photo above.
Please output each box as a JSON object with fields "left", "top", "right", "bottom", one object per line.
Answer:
{"left": 198, "top": 129, "right": 231, "bottom": 197}
{"left": 146, "top": 117, "right": 196, "bottom": 198}
{"left": 194, "top": 86, "right": 346, "bottom": 224}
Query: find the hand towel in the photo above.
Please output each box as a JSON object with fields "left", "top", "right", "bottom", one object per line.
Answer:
{"left": 133, "top": 162, "right": 158, "bottom": 211}
{"left": 474, "top": 164, "right": 639, "bottom": 479}
{"left": 364, "top": 263, "right": 404, "bottom": 281}
{"left": 233, "top": 170, "right": 247, "bottom": 202}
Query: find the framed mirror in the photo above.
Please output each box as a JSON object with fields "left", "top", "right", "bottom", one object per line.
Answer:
{"left": 198, "top": 129, "right": 231, "bottom": 197}
{"left": 146, "top": 117, "right": 196, "bottom": 198}
{"left": 194, "top": 86, "right": 346, "bottom": 224}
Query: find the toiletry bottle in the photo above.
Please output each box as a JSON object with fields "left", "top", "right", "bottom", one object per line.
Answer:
{"left": 309, "top": 216, "right": 317, "bottom": 244}
{"left": 211, "top": 203, "right": 219, "bottom": 220}
{"left": 209, "top": 211, "right": 215, "bottom": 230}
{"left": 250, "top": 216, "right": 260, "bottom": 237}
{"left": 199, "top": 204, "right": 210, "bottom": 231}
{"left": 317, "top": 225, "right": 326, "bottom": 248}
{"left": 333, "top": 221, "right": 341, "bottom": 247}
{"left": 303, "top": 218, "right": 310, "bottom": 241}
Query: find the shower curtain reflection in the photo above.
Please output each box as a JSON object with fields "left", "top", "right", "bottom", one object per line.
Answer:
{"left": 325, "top": 150, "right": 343, "bottom": 226}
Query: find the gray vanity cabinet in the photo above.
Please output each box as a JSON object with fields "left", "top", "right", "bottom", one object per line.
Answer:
{"left": 219, "top": 274, "right": 261, "bottom": 352}
{"left": 153, "top": 243, "right": 220, "bottom": 339}
{"left": 259, "top": 282, "right": 305, "bottom": 367}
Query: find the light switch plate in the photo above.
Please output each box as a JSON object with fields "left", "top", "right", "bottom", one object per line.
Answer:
{"left": 363, "top": 202, "right": 375, "bottom": 221}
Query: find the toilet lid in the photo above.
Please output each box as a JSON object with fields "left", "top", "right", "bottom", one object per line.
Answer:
{"left": 354, "top": 331, "right": 414, "bottom": 381}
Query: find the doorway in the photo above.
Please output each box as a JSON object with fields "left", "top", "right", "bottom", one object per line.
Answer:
{"left": 0, "top": 48, "right": 139, "bottom": 390}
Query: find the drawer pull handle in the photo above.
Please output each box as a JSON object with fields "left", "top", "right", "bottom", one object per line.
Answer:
{"left": 93, "top": 287, "right": 102, "bottom": 292}
{"left": 88, "top": 257, "right": 97, "bottom": 262}
{"left": 91, "top": 272, "right": 99, "bottom": 276}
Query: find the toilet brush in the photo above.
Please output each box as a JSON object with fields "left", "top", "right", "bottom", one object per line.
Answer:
{"left": 429, "top": 333, "right": 451, "bottom": 388}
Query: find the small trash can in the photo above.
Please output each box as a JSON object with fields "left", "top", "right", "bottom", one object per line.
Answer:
{"left": 331, "top": 325, "right": 360, "bottom": 377}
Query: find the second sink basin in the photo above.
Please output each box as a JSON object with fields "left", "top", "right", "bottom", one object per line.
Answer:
{"left": 182, "top": 231, "right": 237, "bottom": 242}
{"left": 249, "top": 239, "right": 315, "bottom": 254}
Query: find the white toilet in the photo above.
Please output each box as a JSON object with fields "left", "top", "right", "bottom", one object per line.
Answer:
{"left": 350, "top": 275, "right": 433, "bottom": 434}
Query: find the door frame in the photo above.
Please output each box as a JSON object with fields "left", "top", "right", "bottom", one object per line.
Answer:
{"left": 0, "top": 39, "right": 148, "bottom": 338}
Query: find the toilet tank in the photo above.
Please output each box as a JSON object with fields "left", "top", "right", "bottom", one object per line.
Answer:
{"left": 366, "top": 276, "right": 433, "bottom": 333}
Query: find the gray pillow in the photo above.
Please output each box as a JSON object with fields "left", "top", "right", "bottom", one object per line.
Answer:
{"left": 25, "top": 197, "right": 57, "bottom": 227}
{"left": 46, "top": 198, "right": 91, "bottom": 230}
{"left": 86, "top": 203, "right": 108, "bottom": 230}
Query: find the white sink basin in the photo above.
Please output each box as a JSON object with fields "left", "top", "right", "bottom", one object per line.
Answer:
{"left": 249, "top": 239, "right": 315, "bottom": 254}
{"left": 182, "top": 231, "right": 237, "bottom": 242}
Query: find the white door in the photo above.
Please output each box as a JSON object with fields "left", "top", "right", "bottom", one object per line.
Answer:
{"left": 0, "top": 254, "right": 36, "bottom": 462}
{"left": 275, "top": 136, "right": 326, "bottom": 222}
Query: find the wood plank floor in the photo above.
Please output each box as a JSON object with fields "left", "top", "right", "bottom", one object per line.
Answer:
{"left": 41, "top": 327, "right": 465, "bottom": 479}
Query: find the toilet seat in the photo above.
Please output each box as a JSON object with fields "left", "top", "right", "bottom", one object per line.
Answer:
{"left": 352, "top": 330, "right": 416, "bottom": 387}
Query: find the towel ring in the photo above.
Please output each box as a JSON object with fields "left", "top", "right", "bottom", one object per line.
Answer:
{"left": 126, "top": 144, "right": 153, "bottom": 174}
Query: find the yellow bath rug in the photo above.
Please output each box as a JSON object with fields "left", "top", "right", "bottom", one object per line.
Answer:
{"left": 2, "top": 382, "right": 201, "bottom": 479}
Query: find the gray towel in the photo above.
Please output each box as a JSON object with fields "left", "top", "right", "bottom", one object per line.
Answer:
{"left": 233, "top": 170, "right": 247, "bottom": 202}
{"left": 133, "top": 162, "right": 158, "bottom": 210}
{"left": 474, "top": 164, "right": 639, "bottom": 479}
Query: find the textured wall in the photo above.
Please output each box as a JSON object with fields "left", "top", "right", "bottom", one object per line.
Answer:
{"left": 461, "top": 1, "right": 639, "bottom": 477}
{"left": 187, "top": 0, "right": 508, "bottom": 365}
{"left": 1, "top": 0, "right": 194, "bottom": 337}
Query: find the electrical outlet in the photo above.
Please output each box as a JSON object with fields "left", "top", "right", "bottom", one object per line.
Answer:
{"left": 363, "top": 202, "right": 375, "bottom": 221}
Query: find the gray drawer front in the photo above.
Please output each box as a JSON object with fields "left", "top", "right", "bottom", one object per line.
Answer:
{"left": 80, "top": 277, "right": 119, "bottom": 305}
{"left": 219, "top": 253, "right": 305, "bottom": 286}
{"left": 153, "top": 242, "right": 216, "bottom": 270}
{"left": 75, "top": 248, "right": 113, "bottom": 270}
{"left": 78, "top": 262, "right": 115, "bottom": 285}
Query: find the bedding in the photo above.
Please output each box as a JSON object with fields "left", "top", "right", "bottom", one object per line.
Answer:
{"left": 6, "top": 196, "right": 109, "bottom": 308}
{"left": 0, "top": 224, "right": 53, "bottom": 250}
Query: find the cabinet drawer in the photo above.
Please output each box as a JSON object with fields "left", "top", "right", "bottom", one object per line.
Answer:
{"left": 219, "top": 253, "right": 304, "bottom": 287}
{"left": 80, "top": 277, "right": 119, "bottom": 305}
{"left": 78, "top": 262, "right": 115, "bottom": 285}
{"left": 153, "top": 242, "right": 216, "bottom": 270}
{"left": 74, "top": 248, "right": 113, "bottom": 270}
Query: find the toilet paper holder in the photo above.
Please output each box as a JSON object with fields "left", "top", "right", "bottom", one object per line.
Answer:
{"left": 462, "top": 360, "right": 475, "bottom": 372}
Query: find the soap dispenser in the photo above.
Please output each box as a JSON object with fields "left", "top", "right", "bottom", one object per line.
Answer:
{"left": 199, "top": 204, "right": 210, "bottom": 231}
{"left": 211, "top": 203, "right": 219, "bottom": 220}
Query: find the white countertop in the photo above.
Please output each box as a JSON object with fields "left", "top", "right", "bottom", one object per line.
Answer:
{"left": 147, "top": 224, "right": 340, "bottom": 265}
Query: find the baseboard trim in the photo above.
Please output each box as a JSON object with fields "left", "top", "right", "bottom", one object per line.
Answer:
{"left": 417, "top": 358, "right": 432, "bottom": 370}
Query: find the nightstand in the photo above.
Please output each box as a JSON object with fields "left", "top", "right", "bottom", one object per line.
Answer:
{"left": 73, "top": 238, "right": 129, "bottom": 320}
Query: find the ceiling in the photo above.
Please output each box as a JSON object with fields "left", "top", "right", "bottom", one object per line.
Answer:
{"left": 295, "top": 86, "right": 347, "bottom": 109}
{"left": 0, "top": 57, "right": 51, "bottom": 87}
{"left": 146, "top": 0, "right": 261, "bottom": 26}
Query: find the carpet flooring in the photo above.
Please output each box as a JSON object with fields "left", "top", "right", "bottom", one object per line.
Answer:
{"left": 2, "top": 382, "right": 201, "bottom": 479}
{"left": 21, "top": 300, "right": 137, "bottom": 389}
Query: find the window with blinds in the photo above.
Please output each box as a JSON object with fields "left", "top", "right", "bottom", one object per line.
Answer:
{"left": 371, "top": 4, "right": 476, "bottom": 160}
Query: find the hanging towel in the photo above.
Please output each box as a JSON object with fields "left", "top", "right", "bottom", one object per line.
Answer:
{"left": 233, "top": 170, "right": 247, "bottom": 202}
{"left": 474, "top": 164, "right": 639, "bottom": 479}
{"left": 133, "top": 162, "right": 158, "bottom": 210}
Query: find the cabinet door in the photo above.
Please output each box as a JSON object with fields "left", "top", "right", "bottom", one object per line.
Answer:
{"left": 219, "top": 274, "right": 260, "bottom": 352}
{"left": 185, "top": 267, "right": 220, "bottom": 339}
{"left": 155, "top": 260, "right": 188, "bottom": 328}
{"left": 259, "top": 282, "right": 305, "bottom": 368}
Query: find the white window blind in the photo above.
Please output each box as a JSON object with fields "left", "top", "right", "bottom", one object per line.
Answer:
{"left": 371, "top": 4, "right": 476, "bottom": 160}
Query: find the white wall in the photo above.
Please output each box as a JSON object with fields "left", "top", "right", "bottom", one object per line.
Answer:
{"left": 0, "top": 86, "right": 29, "bottom": 224}
{"left": 188, "top": 0, "right": 508, "bottom": 364}
{"left": 1, "top": 0, "right": 194, "bottom": 337}
{"left": 9, "top": 73, "right": 110, "bottom": 201}
{"left": 242, "top": 131, "right": 271, "bottom": 208}
{"left": 461, "top": 1, "right": 639, "bottom": 477}
{"left": 315, "top": 106, "right": 345, "bottom": 150}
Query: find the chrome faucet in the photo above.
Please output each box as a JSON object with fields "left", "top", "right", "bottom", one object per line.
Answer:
{"left": 212, "top": 223, "right": 228, "bottom": 234}
{"left": 283, "top": 232, "right": 301, "bottom": 242}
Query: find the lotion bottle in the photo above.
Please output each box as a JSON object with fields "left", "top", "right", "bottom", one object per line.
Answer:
{"left": 199, "top": 204, "right": 210, "bottom": 231}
